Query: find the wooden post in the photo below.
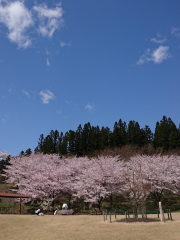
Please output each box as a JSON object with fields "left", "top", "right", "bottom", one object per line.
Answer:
{"left": 19, "top": 198, "right": 22, "bottom": 215}
{"left": 162, "top": 210, "right": 165, "bottom": 222}
{"left": 159, "top": 202, "right": 163, "bottom": 222}
{"left": 169, "top": 209, "right": 172, "bottom": 221}
{"left": 145, "top": 212, "right": 147, "bottom": 222}
{"left": 109, "top": 212, "right": 112, "bottom": 223}
{"left": 103, "top": 211, "right": 105, "bottom": 221}
{"left": 125, "top": 212, "right": 127, "bottom": 223}
{"left": 167, "top": 209, "right": 170, "bottom": 219}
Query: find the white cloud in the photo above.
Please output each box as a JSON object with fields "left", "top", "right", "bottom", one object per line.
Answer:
{"left": 136, "top": 46, "right": 171, "bottom": 65}
{"left": 33, "top": 4, "right": 64, "bottom": 38}
{"left": 22, "top": 90, "right": 30, "bottom": 98}
{"left": 60, "top": 41, "right": 71, "bottom": 47}
{"left": 151, "top": 33, "right": 166, "bottom": 44}
{"left": 46, "top": 58, "right": 51, "bottom": 66}
{"left": 136, "top": 49, "right": 151, "bottom": 65}
{"left": 0, "top": 1, "right": 64, "bottom": 48}
{"left": 171, "top": 27, "right": 180, "bottom": 38}
{"left": 0, "top": 0, "right": 33, "bottom": 48}
{"left": 151, "top": 46, "right": 170, "bottom": 63}
{"left": 39, "top": 90, "right": 55, "bottom": 104}
{"left": 85, "top": 104, "right": 94, "bottom": 111}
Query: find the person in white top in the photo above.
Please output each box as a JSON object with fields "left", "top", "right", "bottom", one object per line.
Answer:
{"left": 62, "top": 203, "right": 68, "bottom": 210}
{"left": 35, "top": 208, "right": 43, "bottom": 215}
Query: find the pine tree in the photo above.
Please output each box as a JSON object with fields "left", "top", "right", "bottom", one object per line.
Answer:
{"left": 25, "top": 148, "right": 32, "bottom": 156}
{"left": 127, "top": 120, "right": 141, "bottom": 146}
{"left": 81, "top": 122, "right": 91, "bottom": 155}
{"left": 75, "top": 125, "right": 83, "bottom": 156}
{"left": 67, "top": 130, "right": 76, "bottom": 154}
{"left": 99, "top": 127, "right": 112, "bottom": 150}
{"left": 154, "top": 116, "right": 179, "bottom": 150}
{"left": 43, "top": 135, "right": 53, "bottom": 154}
{"left": 37, "top": 134, "right": 45, "bottom": 152}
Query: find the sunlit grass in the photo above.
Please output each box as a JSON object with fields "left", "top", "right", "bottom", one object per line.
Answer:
{"left": 1, "top": 213, "right": 180, "bottom": 240}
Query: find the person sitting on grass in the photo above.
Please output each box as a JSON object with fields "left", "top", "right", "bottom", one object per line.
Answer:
{"left": 54, "top": 207, "right": 59, "bottom": 215}
{"left": 35, "top": 208, "right": 44, "bottom": 216}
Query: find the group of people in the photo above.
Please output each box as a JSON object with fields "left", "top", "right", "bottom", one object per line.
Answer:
{"left": 35, "top": 203, "right": 68, "bottom": 216}
{"left": 54, "top": 203, "right": 68, "bottom": 215}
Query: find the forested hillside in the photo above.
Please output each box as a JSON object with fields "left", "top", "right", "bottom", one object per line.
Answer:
{"left": 21, "top": 116, "right": 180, "bottom": 157}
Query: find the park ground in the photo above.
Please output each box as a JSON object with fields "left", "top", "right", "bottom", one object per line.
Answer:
{"left": 1, "top": 213, "right": 180, "bottom": 240}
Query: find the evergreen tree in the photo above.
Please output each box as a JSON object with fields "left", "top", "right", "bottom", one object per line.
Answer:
{"left": 61, "top": 133, "right": 68, "bottom": 155}
{"left": 81, "top": 122, "right": 91, "bottom": 155}
{"left": 127, "top": 120, "right": 141, "bottom": 146}
{"left": 57, "top": 132, "right": 64, "bottom": 156}
{"left": 25, "top": 148, "right": 32, "bottom": 156}
{"left": 37, "top": 134, "right": 45, "bottom": 152}
{"left": 20, "top": 150, "right": 24, "bottom": 156}
{"left": 88, "top": 126, "right": 100, "bottom": 153}
{"left": 50, "top": 130, "right": 59, "bottom": 153}
{"left": 140, "top": 125, "right": 153, "bottom": 146}
{"left": 99, "top": 126, "right": 112, "bottom": 150}
{"left": 75, "top": 125, "right": 83, "bottom": 156}
{"left": 67, "top": 130, "right": 76, "bottom": 154}
{"left": 154, "top": 116, "right": 179, "bottom": 150}
{"left": 112, "top": 119, "right": 127, "bottom": 147}
{"left": 43, "top": 135, "right": 53, "bottom": 154}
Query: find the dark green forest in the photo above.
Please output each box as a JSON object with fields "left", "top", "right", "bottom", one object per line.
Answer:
{"left": 21, "top": 116, "right": 180, "bottom": 157}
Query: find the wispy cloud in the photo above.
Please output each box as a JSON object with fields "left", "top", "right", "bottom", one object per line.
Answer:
{"left": 171, "top": 27, "right": 180, "bottom": 38}
{"left": 33, "top": 3, "right": 64, "bottom": 38}
{"left": 46, "top": 58, "right": 51, "bottom": 66}
{"left": 1, "top": 119, "right": 5, "bottom": 123}
{"left": 65, "top": 100, "right": 72, "bottom": 105}
{"left": 0, "top": 1, "right": 64, "bottom": 48}
{"left": 60, "top": 41, "right": 71, "bottom": 47}
{"left": 46, "top": 49, "right": 51, "bottom": 55}
{"left": 0, "top": 1, "right": 33, "bottom": 48}
{"left": 85, "top": 104, "right": 94, "bottom": 111}
{"left": 136, "top": 46, "right": 171, "bottom": 65}
{"left": 56, "top": 110, "right": 62, "bottom": 115}
{"left": 151, "top": 33, "right": 166, "bottom": 44}
{"left": 39, "top": 90, "right": 55, "bottom": 104}
{"left": 22, "top": 90, "right": 30, "bottom": 98}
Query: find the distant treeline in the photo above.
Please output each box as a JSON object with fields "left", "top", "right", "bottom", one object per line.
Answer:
{"left": 20, "top": 116, "right": 180, "bottom": 157}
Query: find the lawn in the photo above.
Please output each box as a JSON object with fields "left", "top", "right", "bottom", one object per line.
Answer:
{"left": 1, "top": 213, "right": 180, "bottom": 240}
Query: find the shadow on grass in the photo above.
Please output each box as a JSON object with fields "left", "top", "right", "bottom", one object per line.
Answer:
{"left": 115, "top": 218, "right": 160, "bottom": 223}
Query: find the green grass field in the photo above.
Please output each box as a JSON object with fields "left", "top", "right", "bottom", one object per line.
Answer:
{"left": 1, "top": 213, "right": 180, "bottom": 240}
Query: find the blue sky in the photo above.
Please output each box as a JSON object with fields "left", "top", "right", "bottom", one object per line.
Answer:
{"left": 0, "top": 0, "right": 180, "bottom": 156}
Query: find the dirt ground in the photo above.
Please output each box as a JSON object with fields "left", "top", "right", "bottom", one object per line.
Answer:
{"left": 1, "top": 213, "right": 180, "bottom": 240}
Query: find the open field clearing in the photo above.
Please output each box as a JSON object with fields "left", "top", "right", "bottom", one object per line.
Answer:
{"left": 1, "top": 213, "right": 180, "bottom": 240}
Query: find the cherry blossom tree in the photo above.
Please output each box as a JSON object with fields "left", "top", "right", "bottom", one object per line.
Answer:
{"left": 4, "top": 154, "right": 75, "bottom": 205}
{"left": 3, "top": 152, "right": 180, "bottom": 212}
{"left": 121, "top": 154, "right": 180, "bottom": 212}
{"left": 72, "top": 155, "right": 125, "bottom": 209}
